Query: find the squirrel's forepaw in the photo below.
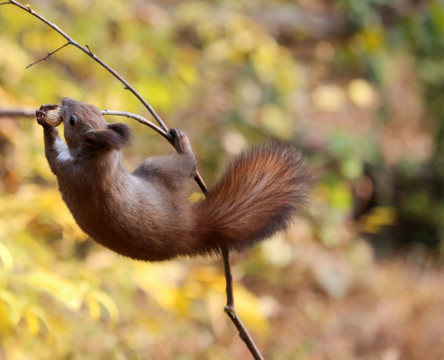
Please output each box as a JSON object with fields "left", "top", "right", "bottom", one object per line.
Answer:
{"left": 36, "top": 110, "right": 50, "bottom": 128}
{"left": 170, "top": 128, "right": 191, "bottom": 154}
{"left": 36, "top": 104, "right": 62, "bottom": 128}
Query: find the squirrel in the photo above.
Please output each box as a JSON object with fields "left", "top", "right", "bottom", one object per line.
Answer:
{"left": 36, "top": 97, "right": 309, "bottom": 261}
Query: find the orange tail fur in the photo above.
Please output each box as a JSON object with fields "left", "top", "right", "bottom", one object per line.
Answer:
{"left": 194, "top": 143, "right": 310, "bottom": 254}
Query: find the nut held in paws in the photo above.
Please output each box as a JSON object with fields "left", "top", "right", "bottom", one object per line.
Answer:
{"left": 45, "top": 108, "right": 62, "bottom": 127}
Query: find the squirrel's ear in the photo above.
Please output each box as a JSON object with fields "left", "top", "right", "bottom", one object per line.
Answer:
{"left": 84, "top": 123, "right": 132, "bottom": 150}
{"left": 107, "top": 123, "right": 132, "bottom": 145}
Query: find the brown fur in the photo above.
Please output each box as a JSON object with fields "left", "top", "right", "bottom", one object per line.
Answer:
{"left": 37, "top": 97, "right": 310, "bottom": 261}
{"left": 193, "top": 144, "right": 309, "bottom": 255}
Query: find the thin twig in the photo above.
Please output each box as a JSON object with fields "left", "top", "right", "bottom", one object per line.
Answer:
{"left": 3, "top": 1, "right": 263, "bottom": 358}
{"left": 6, "top": 0, "right": 169, "bottom": 134}
{"left": 0, "top": 109, "right": 36, "bottom": 118}
{"left": 223, "top": 248, "right": 264, "bottom": 360}
{"left": 25, "top": 42, "right": 70, "bottom": 68}
{"left": 101, "top": 110, "right": 170, "bottom": 141}
{"left": 223, "top": 247, "right": 234, "bottom": 308}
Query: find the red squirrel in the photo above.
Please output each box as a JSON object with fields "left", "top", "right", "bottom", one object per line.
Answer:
{"left": 36, "top": 97, "right": 309, "bottom": 261}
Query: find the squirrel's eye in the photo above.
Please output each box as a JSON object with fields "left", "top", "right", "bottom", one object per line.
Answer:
{"left": 69, "top": 115, "right": 76, "bottom": 126}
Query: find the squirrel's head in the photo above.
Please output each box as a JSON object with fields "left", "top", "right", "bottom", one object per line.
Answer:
{"left": 60, "top": 97, "right": 132, "bottom": 154}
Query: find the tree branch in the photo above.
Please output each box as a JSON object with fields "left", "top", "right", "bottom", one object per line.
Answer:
{"left": 3, "top": 1, "right": 263, "bottom": 358}
{"left": 223, "top": 248, "right": 264, "bottom": 359}
{"left": 0, "top": 108, "right": 36, "bottom": 118}
{"left": 101, "top": 110, "right": 170, "bottom": 141}
{"left": 6, "top": 0, "right": 169, "bottom": 134}
{"left": 26, "top": 42, "right": 70, "bottom": 68}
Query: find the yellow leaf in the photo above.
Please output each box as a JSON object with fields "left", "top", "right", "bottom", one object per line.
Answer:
{"left": 229, "top": 285, "right": 269, "bottom": 336}
{"left": 311, "top": 85, "right": 346, "bottom": 112}
{"left": 177, "top": 62, "right": 198, "bottom": 85}
{"left": 354, "top": 26, "right": 385, "bottom": 53}
{"left": 205, "top": 39, "right": 232, "bottom": 62}
{"left": 134, "top": 263, "right": 190, "bottom": 315}
{"left": 86, "top": 297, "right": 101, "bottom": 322}
{"left": 0, "top": 37, "right": 29, "bottom": 75}
{"left": 189, "top": 192, "right": 205, "bottom": 204}
{"left": 0, "top": 302, "right": 12, "bottom": 334}
{"left": 360, "top": 206, "right": 397, "bottom": 233}
{"left": 27, "top": 306, "right": 50, "bottom": 337}
{"left": 25, "top": 309, "right": 39, "bottom": 336}
{"left": 259, "top": 104, "right": 294, "bottom": 139}
{"left": 25, "top": 272, "right": 84, "bottom": 311}
{"left": 231, "top": 27, "right": 257, "bottom": 53}
{"left": 252, "top": 39, "right": 279, "bottom": 83}
{"left": 137, "top": 80, "right": 172, "bottom": 111}
{"left": 348, "top": 79, "right": 375, "bottom": 108}
{"left": 196, "top": 267, "right": 269, "bottom": 335}
{"left": 0, "top": 242, "right": 13, "bottom": 271}
{"left": 88, "top": 290, "right": 119, "bottom": 324}
{"left": 0, "top": 290, "right": 23, "bottom": 326}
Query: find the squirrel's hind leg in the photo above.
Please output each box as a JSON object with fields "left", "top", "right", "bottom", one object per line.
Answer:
{"left": 133, "top": 129, "right": 197, "bottom": 185}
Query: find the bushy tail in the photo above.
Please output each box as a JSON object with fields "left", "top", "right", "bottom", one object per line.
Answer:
{"left": 194, "top": 143, "right": 310, "bottom": 254}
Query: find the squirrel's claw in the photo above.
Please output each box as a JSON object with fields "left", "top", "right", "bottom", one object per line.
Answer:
{"left": 170, "top": 128, "right": 191, "bottom": 154}
{"left": 36, "top": 109, "right": 48, "bottom": 126}
{"left": 36, "top": 104, "right": 59, "bottom": 127}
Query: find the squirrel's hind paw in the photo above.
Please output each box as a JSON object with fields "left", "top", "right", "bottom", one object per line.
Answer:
{"left": 170, "top": 128, "right": 192, "bottom": 154}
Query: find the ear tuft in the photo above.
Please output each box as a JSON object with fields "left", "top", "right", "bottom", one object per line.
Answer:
{"left": 107, "top": 123, "right": 132, "bottom": 146}
{"left": 84, "top": 123, "right": 132, "bottom": 150}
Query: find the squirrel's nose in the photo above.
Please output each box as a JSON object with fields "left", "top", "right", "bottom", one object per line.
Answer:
{"left": 61, "top": 97, "right": 75, "bottom": 106}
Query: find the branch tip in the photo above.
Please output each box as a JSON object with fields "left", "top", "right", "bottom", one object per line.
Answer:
{"left": 85, "top": 44, "right": 93, "bottom": 55}
{"left": 25, "top": 42, "right": 70, "bottom": 69}
{"left": 224, "top": 306, "right": 236, "bottom": 318}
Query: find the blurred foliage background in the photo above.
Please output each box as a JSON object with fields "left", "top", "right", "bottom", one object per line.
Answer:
{"left": 1, "top": 0, "right": 444, "bottom": 359}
